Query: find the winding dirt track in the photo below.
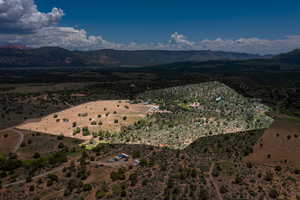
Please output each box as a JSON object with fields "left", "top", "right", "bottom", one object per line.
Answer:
{"left": 2, "top": 165, "right": 65, "bottom": 188}
{"left": 12, "top": 129, "right": 24, "bottom": 153}
{"left": 208, "top": 162, "right": 224, "bottom": 200}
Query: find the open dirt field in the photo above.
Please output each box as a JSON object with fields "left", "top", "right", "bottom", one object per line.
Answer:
{"left": 0, "top": 129, "right": 22, "bottom": 154}
{"left": 245, "top": 118, "right": 300, "bottom": 168}
{"left": 17, "top": 131, "right": 82, "bottom": 160}
{"left": 16, "top": 100, "right": 153, "bottom": 141}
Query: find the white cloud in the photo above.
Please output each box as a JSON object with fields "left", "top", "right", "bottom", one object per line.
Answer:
{"left": 0, "top": 0, "right": 64, "bottom": 33}
{"left": 6, "top": 26, "right": 122, "bottom": 50}
{"left": 195, "top": 36, "right": 300, "bottom": 54}
{"left": 0, "top": 0, "right": 300, "bottom": 54}
{"left": 169, "top": 32, "right": 194, "bottom": 48}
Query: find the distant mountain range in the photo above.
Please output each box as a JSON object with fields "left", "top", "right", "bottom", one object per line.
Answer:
{"left": 273, "top": 49, "right": 300, "bottom": 65}
{"left": 139, "top": 49, "right": 300, "bottom": 72}
{"left": 0, "top": 46, "right": 263, "bottom": 67}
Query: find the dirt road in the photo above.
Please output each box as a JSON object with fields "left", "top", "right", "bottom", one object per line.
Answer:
{"left": 2, "top": 165, "right": 65, "bottom": 188}
{"left": 208, "top": 162, "right": 223, "bottom": 200}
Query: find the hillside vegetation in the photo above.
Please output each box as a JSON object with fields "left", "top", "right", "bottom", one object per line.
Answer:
{"left": 105, "top": 82, "right": 273, "bottom": 149}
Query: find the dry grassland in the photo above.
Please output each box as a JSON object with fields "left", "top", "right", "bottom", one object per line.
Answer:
{"left": 17, "top": 100, "right": 153, "bottom": 141}
{"left": 245, "top": 119, "right": 300, "bottom": 168}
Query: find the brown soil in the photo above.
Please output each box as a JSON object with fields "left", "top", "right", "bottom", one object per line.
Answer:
{"left": 16, "top": 100, "right": 153, "bottom": 141}
{"left": 245, "top": 119, "right": 300, "bottom": 168}
{"left": 0, "top": 129, "right": 22, "bottom": 154}
{"left": 16, "top": 130, "right": 82, "bottom": 160}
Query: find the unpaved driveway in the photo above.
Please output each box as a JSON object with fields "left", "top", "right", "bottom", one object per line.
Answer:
{"left": 208, "top": 162, "right": 223, "bottom": 200}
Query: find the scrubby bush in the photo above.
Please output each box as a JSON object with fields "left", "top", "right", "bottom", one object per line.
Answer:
{"left": 96, "top": 190, "right": 106, "bottom": 199}
{"left": 32, "top": 152, "right": 40, "bottom": 159}
{"left": 83, "top": 184, "right": 92, "bottom": 191}
{"left": 82, "top": 127, "right": 90, "bottom": 136}
{"left": 110, "top": 169, "right": 125, "bottom": 181}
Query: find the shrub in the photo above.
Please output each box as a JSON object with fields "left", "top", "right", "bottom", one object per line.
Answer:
{"left": 142, "top": 179, "right": 148, "bottom": 186}
{"left": 275, "top": 166, "right": 282, "bottom": 172}
{"left": 139, "top": 159, "right": 148, "bottom": 167}
{"left": 83, "top": 184, "right": 92, "bottom": 191}
{"left": 264, "top": 171, "right": 273, "bottom": 182}
{"left": 57, "top": 134, "right": 64, "bottom": 140}
{"left": 120, "top": 190, "right": 127, "bottom": 197}
{"left": 82, "top": 127, "right": 90, "bottom": 136}
{"left": 129, "top": 173, "right": 138, "bottom": 186}
{"left": 294, "top": 169, "right": 300, "bottom": 174}
{"left": 220, "top": 185, "right": 228, "bottom": 193}
{"left": 269, "top": 189, "right": 279, "bottom": 199}
{"left": 112, "top": 184, "right": 122, "bottom": 196}
{"left": 58, "top": 143, "right": 65, "bottom": 149}
{"left": 26, "top": 176, "right": 32, "bottom": 183}
{"left": 95, "top": 190, "right": 106, "bottom": 199}
{"left": 234, "top": 175, "right": 243, "bottom": 184}
{"left": 29, "top": 185, "right": 35, "bottom": 192}
{"left": 47, "top": 180, "right": 53, "bottom": 187}
{"left": 32, "top": 152, "right": 40, "bottom": 159}
{"left": 47, "top": 174, "right": 58, "bottom": 182}
{"left": 73, "top": 127, "right": 80, "bottom": 135}
{"left": 110, "top": 169, "right": 125, "bottom": 181}
{"left": 198, "top": 187, "right": 209, "bottom": 200}
{"left": 72, "top": 122, "right": 77, "bottom": 127}
{"left": 212, "top": 168, "right": 220, "bottom": 177}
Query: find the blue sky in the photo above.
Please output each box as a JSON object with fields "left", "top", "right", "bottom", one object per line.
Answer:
{"left": 1, "top": 0, "right": 300, "bottom": 54}
{"left": 35, "top": 0, "right": 300, "bottom": 42}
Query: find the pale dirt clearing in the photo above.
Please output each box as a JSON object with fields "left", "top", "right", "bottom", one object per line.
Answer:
{"left": 17, "top": 100, "right": 153, "bottom": 141}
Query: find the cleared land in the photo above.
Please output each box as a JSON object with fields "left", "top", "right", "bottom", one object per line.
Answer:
{"left": 17, "top": 131, "right": 82, "bottom": 160}
{"left": 0, "top": 129, "right": 22, "bottom": 154}
{"left": 16, "top": 82, "right": 274, "bottom": 150}
{"left": 245, "top": 118, "right": 300, "bottom": 168}
{"left": 17, "top": 100, "right": 153, "bottom": 141}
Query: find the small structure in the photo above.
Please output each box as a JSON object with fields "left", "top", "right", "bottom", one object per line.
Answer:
{"left": 116, "top": 153, "right": 129, "bottom": 160}
{"left": 189, "top": 102, "right": 200, "bottom": 108}
{"left": 143, "top": 101, "right": 150, "bottom": 105}
{"left": 215, "top": 96, "right": 222, "bottom": 102}
{"left": 149, "top": 105, "right": 160, "bottom": 112}
{"left": 133, "top": 159, "right": 140, "bottom": 166}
